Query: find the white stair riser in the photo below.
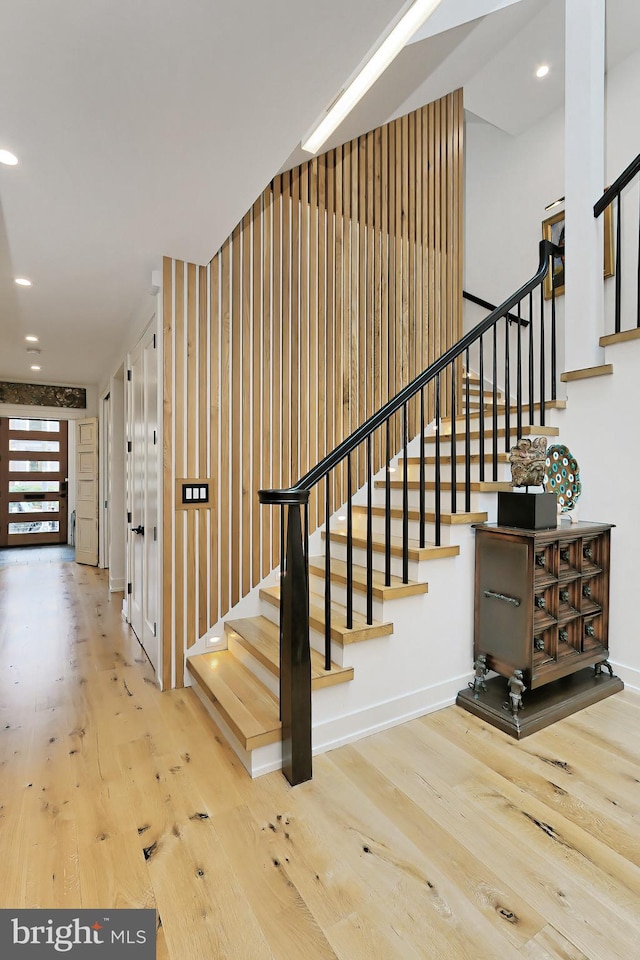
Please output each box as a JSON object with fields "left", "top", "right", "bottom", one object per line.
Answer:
{"left": 323, "top": 535, "right": 450, "bottom": 582}
{"left": 227, "top": 632, "right": 280, "bottom": 697}
{"left": 370, "top": 485, "right": 489, "bottom": 514}
{"left": 398, "top": 461, "right": 511, "bottom": 483}
{"left": 257, "top": 596, "right": 348, "bottom": 667}
{"left": 346, "top": 514, "right": 457, "bottom": 545}
{"left": 308, "top": 574, "right": 389, "bottom": 621}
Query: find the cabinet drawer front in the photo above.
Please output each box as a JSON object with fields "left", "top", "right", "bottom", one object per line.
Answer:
{"left": 477, "top": 538, "right": 530, "bottom": 667}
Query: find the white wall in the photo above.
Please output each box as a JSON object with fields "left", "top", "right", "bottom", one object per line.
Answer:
{"left": 464, "top": 46, "right": 640, "bottom": 687}
{"left": 465, "top": 45, "right": 640, "bottom": 347}
{"left": 556, "top": 341, "right": 640, "bottom": 688}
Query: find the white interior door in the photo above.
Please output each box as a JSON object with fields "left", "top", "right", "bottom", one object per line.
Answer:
{"left": 128, "top": 322, "right": 159, "bottom": 674}
{"left": 102, "top": 392, "right": 111, "bottom": 568}
{"left": 75, "top": 418, "right": 99, "bottom": 565}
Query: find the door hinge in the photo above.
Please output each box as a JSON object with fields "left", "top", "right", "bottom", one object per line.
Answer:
{"left": 153, "top": 429, "right": 157, "bottom": 445}
{"left": 104, "top": 499, "right": 108, "bottom": 509}
{"left": 153, "top": 622, "right": 157, "bottom": 637}
{"left": 127, "top": 582, "right": 132, "bottom": 595}
{"left": 127, "top": 369, "right": 132, "bottom": 381}
{"left": 153, "top": 526, "right": 157, "bottom": 542}
{"left": 127, "top": 511, "right": 132, "bottom": 524}
{"left": 127, "top": 440, "right": 132, "bottom": 453}
{"left": 153, "top": 333, "right": 156, "bottom": 349}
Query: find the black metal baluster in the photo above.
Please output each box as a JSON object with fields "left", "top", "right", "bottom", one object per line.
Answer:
{"left": 492, "top": 324, "right": 498, "bottom": 481}
{"left": 637, "top": 197, "right": 640, "bottom": 328}
{"left": 615, "top": 197, "right": 622, "bottom": 333}
{"left": 366, "top": 435, "right": 374, "bottom": 623}
{"left": 516, "top": 300, "right": 522, "bottom": 440}
{"left": 450, "top": 364, "right": 457, "bottom": 514}
{"left": 419, "top": 387, "right": 426, "bottom": 549}
{"left": 324, "top": 478, "right": 331, "bottom": 671}
{"left": 435, "top": 374, "right": 441, "bottom": 547}
{"left": 540, "top": 282, "right": 546, "bottom": 426}
{"left": 464, "top": 348, "right": 471, "bottom": 512}
{"left": 504, "top": 315, "right": 511, "bottom": 454}
{"left": 479, "top": 335, "right": 485, "bottom": 481}
{"left": 402, "top": 404, "right": 409, "bottom": 584}
{"left": 551, "top": 280, "right": 557, "bottom": 401}
{"left": 346, "top": 453, "right": 353, "bottom": 630}
{"left": 279, "top": 506, "right": 285, "bottom": 722}
{"left": 385, "top": 420, "right": 391, "bottom": 587}
{"left": 528, "top": 291, "right": 534, "bottom": 425}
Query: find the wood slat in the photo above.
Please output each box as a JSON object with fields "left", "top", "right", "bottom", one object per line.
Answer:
{"left": 162, "top": 92, "right": 464, "bottom": 686}
{"left": 261, "top": 189, "right": 272, "bottom": 577}
{"left": 242, "top": 212, "right": 251, "bottom": 598}
{"left": 209, "top": 254, "right": 220, "bottom": 627}
{"left": 231, "top": 224, "right": 241, "bottom": 607}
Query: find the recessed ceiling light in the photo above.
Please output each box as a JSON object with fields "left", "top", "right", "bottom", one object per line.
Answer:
{"left": 536, "top": 64, "right": 550, "bottom": 79}
{"left": 25, "top": 335, "right": 39, "bottom": 342}
{"left": 0, "top": 149, "right": 18, "bottom": 166}
{"left": 15, "top": 277, "right": 32, "bottom": 287}
{"left": 30, "top": 365, "right": 41, "bottom": 371}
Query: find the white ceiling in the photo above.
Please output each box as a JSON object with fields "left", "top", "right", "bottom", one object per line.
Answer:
{"left": 1, "top": 0, "right": 638, "bottom": 389}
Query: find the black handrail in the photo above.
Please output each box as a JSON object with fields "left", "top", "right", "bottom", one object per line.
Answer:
{"left": 463, "top": 290, "right": 528, "bottom": 326}
{"left": 594, "top": 152, "right": 640, "bottom": 217}
{"left": 261, "top": 240, "right": 556, "bottom": 502}
{"left": 259, "top": 240, "right": 559, "bottom": 787}
{"left": 594, "top": 149, "right": 640, "bottom": 333}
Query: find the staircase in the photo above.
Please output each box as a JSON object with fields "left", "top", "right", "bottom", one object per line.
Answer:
{"left": 187, "top": 362, "right": 564, "bottom": 779}
{"left": 186, "top": 151, "right": 640, "bottom": 783}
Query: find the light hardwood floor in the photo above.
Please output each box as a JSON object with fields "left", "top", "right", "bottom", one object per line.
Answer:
{"left": 1, "top": 560, "right": 639, "bottom": 959}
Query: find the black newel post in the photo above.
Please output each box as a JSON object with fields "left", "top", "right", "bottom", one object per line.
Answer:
{"left": 279, "top": 498, "right": 312, "bottom": 786}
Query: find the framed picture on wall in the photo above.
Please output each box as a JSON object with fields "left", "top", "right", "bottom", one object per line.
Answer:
{"left": 542, "top": 201, "right": 614, "bottom": 300}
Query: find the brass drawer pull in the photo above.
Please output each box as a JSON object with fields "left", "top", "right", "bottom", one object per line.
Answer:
{"left": 484, "top": 590, "right": 521, "bottom": 607}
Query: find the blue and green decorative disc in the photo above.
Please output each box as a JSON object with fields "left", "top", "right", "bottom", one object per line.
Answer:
{"left": 543, "top": 444, "right": 581, "bottom": 512}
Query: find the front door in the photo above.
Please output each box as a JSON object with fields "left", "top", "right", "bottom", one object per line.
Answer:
{"left": 128, "top": 323, "right": 159, "bottom": 674}
{"left": 75, "top": 418, "right": 99, "bottom": 565}
{"left": 0, "top": 416, "right": 69, "bottom": 547}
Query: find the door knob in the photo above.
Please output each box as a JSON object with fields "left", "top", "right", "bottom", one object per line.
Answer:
{"left": 131, "top": 525, "right": 145, "bottom": 535}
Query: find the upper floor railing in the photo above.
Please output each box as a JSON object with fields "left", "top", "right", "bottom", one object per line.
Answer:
{"left": 594, "top": 149, "right": 640, "bottom": 335}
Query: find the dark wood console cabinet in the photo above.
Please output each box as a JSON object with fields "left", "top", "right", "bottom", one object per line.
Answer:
{"left": 456, "top": 520, "right": 623, "bottom": 737}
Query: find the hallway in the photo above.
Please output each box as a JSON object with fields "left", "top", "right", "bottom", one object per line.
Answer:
{"left": 1, "top": 560, "right": 639, "bottom": 959}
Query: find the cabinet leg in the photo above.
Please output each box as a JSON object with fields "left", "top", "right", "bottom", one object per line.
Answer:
{"left": 594, "top": 659, "right": 613, "bottom": 678}
{"left": 503, "top": 669, "right": 526, "bottom": 716}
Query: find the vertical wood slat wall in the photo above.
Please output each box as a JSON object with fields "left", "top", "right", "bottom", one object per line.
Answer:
{"left": 162, "top": 90, "right": 463, "bottom": 688}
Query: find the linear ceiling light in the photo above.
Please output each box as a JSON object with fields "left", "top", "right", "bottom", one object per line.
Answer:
{"left": 0, "top": 149, "right": 18, "bottom": 166}
{"left": 302, "top": 0, "right": 444, "bottom": 154}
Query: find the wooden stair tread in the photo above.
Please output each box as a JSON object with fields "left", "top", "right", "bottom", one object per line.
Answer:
{"left": 186, "top": 651, "right": 281, "bottom": 751}
{"left": 352, "top": 504, "right": 487, "bottom": 525}
{"left": 375, "top": 479, "right": 511, "bottom": 492}
{"left": 402, "top": 453, "right": 510, "bottom": 465}
{"left": 260, "top": 585, "right": 394, "bottom": 644}
{"left": 308, "top": 556, "right": 428, "bottom": 600}
{"left": 324, "top": 529, "right": 460, "bottom": 563}
{"left": 600, "top": 328, "right": 640, "bottom": 347}
{"left": 424, "top": 424, "right": 559, "bottom": 443}
{"left": 440, "top": 399, "right": 566, "bottom": 427}
{"left": 224, "top": 616, "right": 354, "bottom": 688}
{"left": 560, "top": 363, "right": 613, "bottom": 382}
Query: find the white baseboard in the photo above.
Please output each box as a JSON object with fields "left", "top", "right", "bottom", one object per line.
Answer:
{"left": 110, "top": 577, "right": 125, "bottom": 593}
{"left": 311, "top": 673, "right": 469, "bottom": 758}
{"left": 608, "top": 658, "right": 640, "bottom": 693}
